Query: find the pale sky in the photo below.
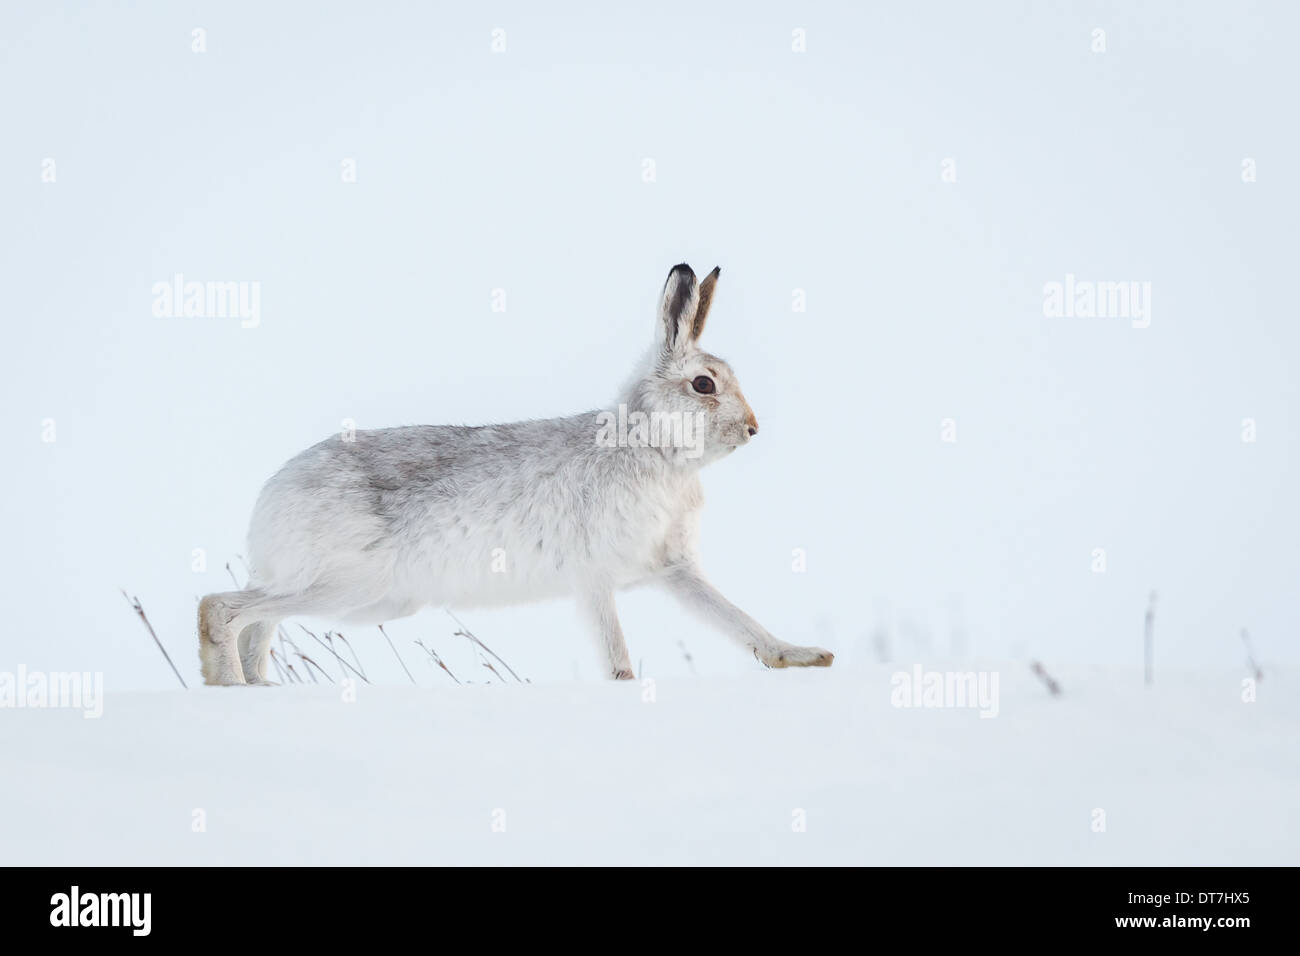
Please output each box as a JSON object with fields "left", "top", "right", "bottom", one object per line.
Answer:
{"left": 3, "top": 1, "right": 1295, "bottom": 688}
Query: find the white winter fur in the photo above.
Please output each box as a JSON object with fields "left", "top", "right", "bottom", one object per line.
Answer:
{"left": 198, "top": 264, "right": 834, "bottom": 684}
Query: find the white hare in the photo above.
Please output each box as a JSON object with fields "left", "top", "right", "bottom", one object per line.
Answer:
{"left": 198, "top": 263, "right": 834, "bottom": 684}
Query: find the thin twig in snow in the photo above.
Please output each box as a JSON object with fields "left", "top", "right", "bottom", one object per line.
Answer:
{"left": 294, "top": 650, "right": 331, "bottom": 684}
{"left": 445, "top": 609, "right": 525, "bottom": 683}
{"left": 1144, "top": 591, "right": 1157, "bottom": 686}
{"left": 415, "top": 640, "right": 461, "bottom": 685}
{"left": 300, "top": 625, "right": 369, "bottom": 683}
{"left": 1030, "top": 660, "right": 1062, "bottom": 697}
{"left": 379, "top": 625, "right": 416, "bottom": 684}
{"left": 276, "top": 628, "right": 301, "bottom": 683}
{"left": 269, "top": 648, "right": 288, "bottom": 683}
{"left": 285, "top": 637, "right": 332, "bottom": 684}
{"left": 332, "top": 632, "right": 367, "bottom": 680}
{"left": 120, "top": 590, "right": 188, "bottom": 689}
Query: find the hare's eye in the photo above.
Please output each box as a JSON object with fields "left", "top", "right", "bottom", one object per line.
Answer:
{"left": 691, "top": 375, "right": 716, "bottom": 395}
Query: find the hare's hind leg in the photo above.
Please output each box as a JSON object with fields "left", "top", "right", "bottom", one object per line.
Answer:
{"left": 199, "top": 589, "right": 296, "bottom": 686}
{"left": 238, "top": 620, "right": 281, "bottom": 685}
{"left": 199, "top": 591, "right": 256, "bottom": 685}
{"left": 202, "top": 573, "right": 393, "bottom": 685}
{"left": 579, "top": 589, "right": 635, "bottom": 680}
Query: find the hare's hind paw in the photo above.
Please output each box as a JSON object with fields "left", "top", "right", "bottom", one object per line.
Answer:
{"left": 758, "top": 645, "right": 834, "bottom": 669}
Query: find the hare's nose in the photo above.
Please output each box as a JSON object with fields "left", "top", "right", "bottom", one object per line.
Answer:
{"left": 746, "top": 424, "right": 758, "bottom": 437}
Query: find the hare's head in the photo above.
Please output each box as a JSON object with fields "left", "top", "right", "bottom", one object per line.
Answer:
{"left": 625, "top": 263, "right": 759, "bottom": 465}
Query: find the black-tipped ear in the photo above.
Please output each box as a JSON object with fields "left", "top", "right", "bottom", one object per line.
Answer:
{"left": 658, "top": 263, "right": 699, "bottom": 353}
{"left": 692, "top": 266, "right": 720, "bottom": 341}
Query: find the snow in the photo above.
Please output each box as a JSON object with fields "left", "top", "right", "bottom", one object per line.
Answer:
{"left": 2, "top": 664, "right": 1294, "bottom": 865}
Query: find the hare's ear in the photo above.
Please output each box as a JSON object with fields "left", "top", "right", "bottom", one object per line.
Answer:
{"left": 658, "top": 263, "right": 699, "bottom": 355}
{"left": 691, "top": 266, "right": 720, "bottom": 342}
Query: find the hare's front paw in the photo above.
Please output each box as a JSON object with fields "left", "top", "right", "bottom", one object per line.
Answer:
{"left": 612, "top": 667, "right": 636, "bottom": 681}
{"left": 757, "top": 644, "right": 834, "bottom": 669}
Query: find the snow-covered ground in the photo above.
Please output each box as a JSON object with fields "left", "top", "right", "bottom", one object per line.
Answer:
{"left": 1, "top": 663, "right": 1293, "bottom": 865}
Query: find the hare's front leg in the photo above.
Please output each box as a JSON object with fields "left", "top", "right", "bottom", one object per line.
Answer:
{"left": 660, "top": 566, "right": 834, "bottom": 669}
{"left": 579, "top": 589, "right": 636, "bottom": 680}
